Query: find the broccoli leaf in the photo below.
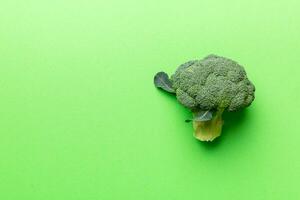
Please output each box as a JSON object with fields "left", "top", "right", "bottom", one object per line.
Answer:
{"left": 194, "top": 110, "right": 213, "bottom": 122}
{"left": 154, "top": 72, "right": 175, "bottom": 93}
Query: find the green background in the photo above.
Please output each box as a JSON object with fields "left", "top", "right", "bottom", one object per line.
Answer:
{"left": 1, "top": 0, "right": 299, "bottom": 199}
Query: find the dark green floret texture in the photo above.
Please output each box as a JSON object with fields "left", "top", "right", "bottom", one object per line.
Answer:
{"left": 171, "top": 54, "right": 255, "bottom": 112}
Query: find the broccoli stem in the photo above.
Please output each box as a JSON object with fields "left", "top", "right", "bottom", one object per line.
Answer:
{"left": 193, "top": 109, "right": 224, "bottom": 141}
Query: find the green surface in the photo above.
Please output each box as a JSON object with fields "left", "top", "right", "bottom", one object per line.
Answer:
{"left": 0, "top": 0, "right": 299, "bottom": 199}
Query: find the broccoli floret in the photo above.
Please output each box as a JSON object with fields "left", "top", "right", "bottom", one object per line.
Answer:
{"left": 154, "top": 54, "right": 255, "bottom": 141}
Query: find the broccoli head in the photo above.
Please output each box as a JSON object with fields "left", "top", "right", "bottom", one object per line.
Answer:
{"left": 154, "top": 54, "right": 255, "bottom": 141}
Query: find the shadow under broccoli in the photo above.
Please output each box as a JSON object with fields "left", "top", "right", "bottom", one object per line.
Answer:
{"left": 154, "top": 54, "right": 255, "bottom": 142}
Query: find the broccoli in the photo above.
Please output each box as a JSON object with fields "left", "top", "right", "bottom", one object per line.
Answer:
{"left": 154, "top": 54, "right": 255, "bottom": 141}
